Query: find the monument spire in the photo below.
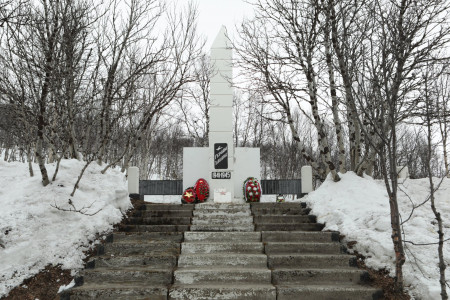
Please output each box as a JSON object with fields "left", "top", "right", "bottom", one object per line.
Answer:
{"left": 208, "top": 25, "right": 234, "bottom": 201}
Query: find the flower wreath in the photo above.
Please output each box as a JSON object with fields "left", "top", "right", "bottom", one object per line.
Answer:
{"left": 243, "top": 177, "right": 261, "bottom": 202}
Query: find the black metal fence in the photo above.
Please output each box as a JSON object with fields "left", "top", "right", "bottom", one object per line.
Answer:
{"left": 140, "top": 180, "right": 183, "bottom": 195}
{"left": 260, "top": 179, "right": 302, "bottom": 196}
{"left": 139, "top": 179, "right": 303, "bottom": 197}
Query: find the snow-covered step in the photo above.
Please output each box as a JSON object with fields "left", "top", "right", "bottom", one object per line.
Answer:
{"left": 277, "top": 284, "right": 383, "bottom": 300}
{"left": 178, "top": 253, "right": 268, "bottom": 268}
{"left": 182, "top": 242, "right": 264, "bottom": 254}
{"left": 194, "top": 203, "right": 250, "bottom": 210}
{"left": 169, "top": 283, "right": 276, "bottom": 300}
{"left": 191, "top": 215, "right": 253, "bottom": 225}
{"left": 101, "top": 241, "right": 180, "bottom": 256}
{"left": 109, "top": 231, "right": 184, "bottom": 242}
{"left": 193, "top": 209, "right": 251, "bottom": 216}
{"left": 127, "top": 216, "right": 192, "bottom": 225}
{"left": 144, "top": 204, "right": 195, "bottom": 211}
{"left": 272, "top": 268, "right": 369, "bottom": 284}
{"left": 80, "top": 266, "right": 172, "bottom": 285}
{"left": 254, "top": 215, "right": 316, "bottom": 224}
{"left": 132, "top": 209, "right": 193, "bottom": 218}
{"left": 255, "top": 223, "right": 324, "bottom": 231}
{"left": 190, "top": 224, "right": 254, "bottom": 231}
{"left": 265, "top": 242, "right": 343, "bottom": 254}
{"left": 63, "top": 282, "right": 168, "bottom": 300}
{"left": 87, "top": 254, "right": 177, "bottom": 268}
{"left": 261, "top": 231, "right": 339, "bottom": 243}
{"left": 174, "top": 267, "right": 272, "bottom": 284}
{"left": 184, "top": 231, "right": 261, "bottom": 242}
{"left": 119, "top": 224, "right": 191, "bottom": 232}
{"left": 267, "top": 254, "right": 356, "bottom": 269}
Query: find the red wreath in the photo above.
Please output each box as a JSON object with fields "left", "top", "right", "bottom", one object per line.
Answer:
{"left": 243, "top": 177, "right": 261, "bottom": 202}
{"left": 181, "top": 187, "right": 196, "bottom": 204}
{"left": 194, "top": 178, "right": 209, "bottom": 203}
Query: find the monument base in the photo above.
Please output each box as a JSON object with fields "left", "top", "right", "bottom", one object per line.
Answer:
{"left": 183, "top": 147, "right": 260, "bottom": 201}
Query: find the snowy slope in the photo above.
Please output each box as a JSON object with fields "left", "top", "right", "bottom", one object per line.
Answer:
{"left": 305, "top": 172, "right": 450, "bottom": 299}
{"left": 0, "top": 159, "right": 131, "bottom": 298}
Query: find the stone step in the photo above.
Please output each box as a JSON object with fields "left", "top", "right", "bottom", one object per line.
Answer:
{"left": 251, "top": 207, "right": 311, "bottom": 215}
{"left": 132, "top": 210, "right": 193, "bottom": 217}
{"left": 250, "top": 202, "right": 306, "bottom": 211}
{"left": 60, "top": 282, "right": 168, "bottom": 300}
{"left": 102, "top": 241, "right": 180, "bottom": 256}
{"left": 87, "top": 254, "right": 177, "bottom": 269}
{"left": 191, "top": 215, "right": 253, "bottom": 225}
{"left": 182, "top": 242, "right": 264, "bottom": 254}
{"left": 195, "top": 203, "right": 250, "bottom": 210}
{"left": 174, "top": 267, "right": 272, "bottom": 284}
{"left": 126, "top": 216, "right": 192, "bottom": 225}
{"left": 193, "top": 209, "right": 251, "bottom": 216}
{"left": 276, "top": 284, "right": 383, "bottom": 300}
{"left": 265, "top": 242, "right": 343, "bottom": 254}
{"left": 118, "top": 224, "right": 190, "bottom": 232}
{"left": 144, "top": 204, "right": 195, "bottom": 211}
{"left": 81, "top": 267, "right": 172, "bottom": 285}
{"left": 250, "top": 202, "right": 306, "bottom": 209}
{"left": 178, "top": 253, "right": 268, "bottom": 267}
{"left": 190, "top": 224, "right": 254, "bottom": 232}
{"left": 254, "top": 215, "right": 316, "bottom": 224}
{"left": 268, "top": 254, "right": 356, "bottom": 268}
{"left": 262, "top": 231, "right": 339, "bottom": 243}
{"left": 255, "top": 223, "right": 324, "bottom": 231}
{"left": 169, "top": 283, "right": 277, "bottom": 300}
{"left": 184, "top": 231, "right": 261, "bottom": 242}
{"left": 272, "top": 268, "right": 369, "bottom": 284}
{"left": 110, "top": 232, "right": 184, "bottom": 243}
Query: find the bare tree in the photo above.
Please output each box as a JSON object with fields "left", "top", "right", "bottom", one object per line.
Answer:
{"left": 235, "top": 0, "right": 341, "bottom": 180}
{"left": 354, "top": 0, "right": 450, "bottom": 292}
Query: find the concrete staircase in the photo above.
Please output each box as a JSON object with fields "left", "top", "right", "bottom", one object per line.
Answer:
{"left": 169, "top": 203, "right": 276, "bottom": 299}
{"left": 62, "top": 201, "right": 382, "bottom": 300}
{"left": 251, "top": 202, "right": 382, "bottom": 300}
{"left": 61, "top": 203, "right": 194, "bottom": 300}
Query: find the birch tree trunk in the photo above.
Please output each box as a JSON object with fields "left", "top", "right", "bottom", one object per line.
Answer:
{"left": 323, "top": 9, "right": 346, "bottom": 173}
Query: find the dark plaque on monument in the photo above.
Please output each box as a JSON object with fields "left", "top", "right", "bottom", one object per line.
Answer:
{"left": 214, "top": 143, "right": 228, "bottom": 169}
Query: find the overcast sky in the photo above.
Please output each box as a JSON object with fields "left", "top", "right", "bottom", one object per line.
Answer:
{"left": 178, "top": 0, "right": 255, "bottom": 49}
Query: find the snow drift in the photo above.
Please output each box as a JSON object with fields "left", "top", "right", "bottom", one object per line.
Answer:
{"left": 0, "top": 159, "right": 131, "bottom": 297}
{"left": 305, "top": 172, "right": 450, "bottom": 299}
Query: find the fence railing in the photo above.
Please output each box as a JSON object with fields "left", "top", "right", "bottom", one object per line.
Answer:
{"left": 139, "top": 179, "right": 303, "bottom": 197}
{"left": 128, "top": 165, "right": 313, "bottom": 198}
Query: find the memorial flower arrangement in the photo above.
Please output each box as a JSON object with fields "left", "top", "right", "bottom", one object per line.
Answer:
{"left": 181, "top": 187, "right": 196, "bottom": 204}
{"left": 194, "top": 178, "right": 209, "bottom": 203}
{"left": 276, "top": 194, "right": 285, "bottom": 203}
{"left": 181, "top": 178, "right": 209, "bottom": 204}
{"left": 243, "top": 177, "right": 261, "bottom": 202}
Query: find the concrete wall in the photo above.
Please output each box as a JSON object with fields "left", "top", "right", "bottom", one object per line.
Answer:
{"left": 234, "top": 147, "right": 261, "bottom": 198}
{"left": 183, "top": 147, "right": 209, "bottom": 190}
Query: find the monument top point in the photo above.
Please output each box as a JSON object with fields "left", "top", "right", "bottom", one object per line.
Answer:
{"left": 211, "top": 25, "right": 231, "bottom": 49}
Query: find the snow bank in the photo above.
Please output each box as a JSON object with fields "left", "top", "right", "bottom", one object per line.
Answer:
{"left": 0, "top": 159, "right": 131, "bottom": 297}
{"left": 305, "top": 172, "right": 450, "bottom": 299}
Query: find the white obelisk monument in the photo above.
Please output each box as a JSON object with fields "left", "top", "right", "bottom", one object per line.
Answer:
{"left": 208, "top": 26, "right": 234, "bottom": 201}
{"left": 183, "top": 26, "right": 260, "bottom": 202}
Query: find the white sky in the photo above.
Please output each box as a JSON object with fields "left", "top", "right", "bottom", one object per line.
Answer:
{"left": 171, "top": 0, "right": 255, "bottom": 49}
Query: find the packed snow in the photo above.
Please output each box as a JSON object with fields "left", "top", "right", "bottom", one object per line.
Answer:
{"left": 305, "top": 172, "right": 450, "bottom": 299}
{"left": 0, "top": 159, "right": 131, "bottom": 298}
